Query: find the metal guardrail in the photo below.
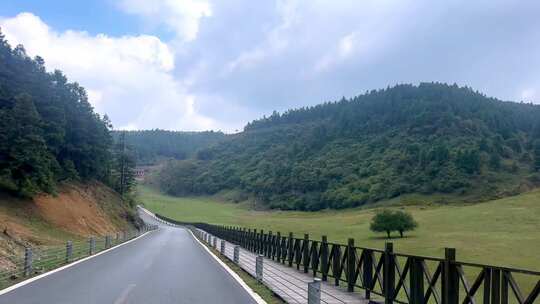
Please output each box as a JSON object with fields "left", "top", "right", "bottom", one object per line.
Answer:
{"left": 155, "top": 213, "right": 540, "bottom": 304}
{"left": 0, "top": 224, "right": 158, "bottom": 290}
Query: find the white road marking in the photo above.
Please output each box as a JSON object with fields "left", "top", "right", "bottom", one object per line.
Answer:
{"left": 187, "top": 229, "right": 267, "bottom": 304}
{"left": 113, "top": 283, "right": 137, "bottom": 304}
{"left": 138, "top": 206, "right": 267, "bottom": 304}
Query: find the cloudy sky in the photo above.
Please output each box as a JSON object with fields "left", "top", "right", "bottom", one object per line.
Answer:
{"left": 1, "top": 1, "right": 539, "bottom": 132}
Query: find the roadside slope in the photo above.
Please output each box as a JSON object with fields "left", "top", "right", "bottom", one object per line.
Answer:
{"left": 0, "top": 182, "right": 137, "bottom": 274}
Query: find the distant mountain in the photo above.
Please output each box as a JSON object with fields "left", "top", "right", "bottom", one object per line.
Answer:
{"left": 113, "top": 130, "right": 227, "bottom": 165}
{"left": 155, "top": 83, "right": 540, "bottom": 210}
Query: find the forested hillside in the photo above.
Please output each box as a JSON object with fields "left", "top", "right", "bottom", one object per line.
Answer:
{"left": 113, "top": 130, "right": 226, "bottom": 165}
{"left": 0, "top": 31, "right": 120, "bottom": 197}
{"left": 156, "top": 83, "right": 540, "bottom": 210}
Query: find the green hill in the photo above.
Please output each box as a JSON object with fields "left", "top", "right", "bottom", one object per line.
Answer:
{"left": 155, "top": 83, "right": 540, "bottom": 210}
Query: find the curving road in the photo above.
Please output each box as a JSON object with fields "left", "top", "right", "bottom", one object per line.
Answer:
{"left": 0, "top": 210, "right": 258, "bottom": 304}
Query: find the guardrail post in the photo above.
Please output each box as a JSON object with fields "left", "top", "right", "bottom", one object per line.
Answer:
{"left": 308, "top": 278, "right": 322, "bottom": 304}
{"left": 24, "top": 247, "right": 32, "bottom": 277}
{"left": 105, "top": 235, "right": 111, "bottom": 248}
{"left": 443, "top": 248, "right": 459, "bottom": 304}
{"left": 234, "top": 245, "right": 240, "bottom": 264}
{"left": 89, "top": 237, "right": 95, "bottom": 255}
{"left": 384, "top": 242, "right": 395, "bottom": 304}
{"left": 347, "top": 238, "right": 355, "bottom": 292}
{"left": 66, "top": 241, "right": 73, "bottom": 263}
{"left": 221, "top": 239, "right": 225, "bottom": 255}
{"left": 256, "top": 255, "right": 264, "bottom": 282}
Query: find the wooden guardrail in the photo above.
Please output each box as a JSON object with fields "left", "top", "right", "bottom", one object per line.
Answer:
{"left": 155, "top": 214, "right": 540, "bottom": 304}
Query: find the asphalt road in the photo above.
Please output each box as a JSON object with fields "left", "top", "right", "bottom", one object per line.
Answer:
{"left": 0, "top": 211, "right": 258, "bottom": 304}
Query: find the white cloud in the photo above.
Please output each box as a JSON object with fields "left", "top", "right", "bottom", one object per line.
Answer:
{"left": 118, "top": 0, "right": 212, "bottom": 42}
{"left": 222, "top": 0, "right": 296, "bottom": 75}
{"left": 0, "top": 12, "right": 217, "bottom": 131}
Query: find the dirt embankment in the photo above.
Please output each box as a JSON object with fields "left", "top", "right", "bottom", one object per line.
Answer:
{"left": 33, "top": 183, "right": 131, "bottom": 236}
{"left": 0, "top": 182, "right": 136, "bottom": 271}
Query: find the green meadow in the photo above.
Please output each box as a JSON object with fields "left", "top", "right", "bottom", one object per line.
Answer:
{"left": 138, "top": 185, "right": 540, "bottom": 271}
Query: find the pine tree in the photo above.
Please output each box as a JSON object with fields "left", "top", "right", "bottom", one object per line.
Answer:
{"left": 8, "top": 94, "right": 57, "bottom": 196}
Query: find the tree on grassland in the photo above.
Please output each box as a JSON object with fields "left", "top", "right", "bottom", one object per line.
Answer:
{"left": 370, "top": 209, "right": 418, "bottom": 238}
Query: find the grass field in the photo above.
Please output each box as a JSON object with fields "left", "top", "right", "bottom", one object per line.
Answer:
{"left": 138, "top": 185, "right": 540, "bottom": 272}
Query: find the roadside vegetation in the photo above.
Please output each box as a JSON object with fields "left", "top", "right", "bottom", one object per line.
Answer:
{"left": 139, "top": 185, "right": 540, "bottom": 272}
{"left": 203, "top": 242, "right": 285, "bottom": 303}
{"left": 0, "top": 32, "right": 137, "bottom": 200}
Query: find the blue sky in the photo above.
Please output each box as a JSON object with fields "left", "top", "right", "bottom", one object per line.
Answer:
{"left": 1, "top": 1, "right": 540, "bottom": 132}
{"left": 2, "top": 1, "right": 132, "bottom": 35}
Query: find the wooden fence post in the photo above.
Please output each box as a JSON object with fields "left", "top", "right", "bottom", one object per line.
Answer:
{"left": 363, "top": 249, "right": 373, "bottom": 300}
{"left": 267, "top": 231, "right": 273, "bottom": 258}
{"left": 311, "top": 240, "right": 319, "bottom": 277}
{"left": 288, "top": 232, "right": 294, "bottom": 267}
{"left": 443, "top": 248, "right": 459, "bottom": 304}
{"left": 347, "top": 238, "right": 356, "bottom": 292}
{"left": 253, "top": 229, "right": 258, "bottom": 253}
{"left": 410, "top": 257, "right": 425, "bottom": 304}
{"left": 333, "top": 244, "right": 341, "bottom": 286}
{"left": 321, "top": 236, "right": 329, "bottom": 281}
{"left": 492, "top": 268, "right": 501, "bottom": 304}
{"left": 276, "top": 232, "right": 281, "bottom": 263}
{"left": 259, "top": 230, "right": 264, "bottom": 255}
{"left": 384, "top": 242, "right": 395, "bottom": 304}
{"left": 303, "top": 234, "right": 310, "bottom": 273}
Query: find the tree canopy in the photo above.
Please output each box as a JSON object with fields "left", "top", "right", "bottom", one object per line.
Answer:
{"left": 0, "top": 30, "right": 114, "bottom": 197}
{"left": 370, "top": 210, "right": 418, "bottom": 238}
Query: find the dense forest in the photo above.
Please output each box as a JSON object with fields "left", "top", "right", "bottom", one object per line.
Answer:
{"left": 112, "top": 130, "right": 226, "bottom": 165}
{"left": 0, "top": 31, "right": 133, "bottom": 197}
{"left": 156, "top": 83, "right": 540, "bottom": 210}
